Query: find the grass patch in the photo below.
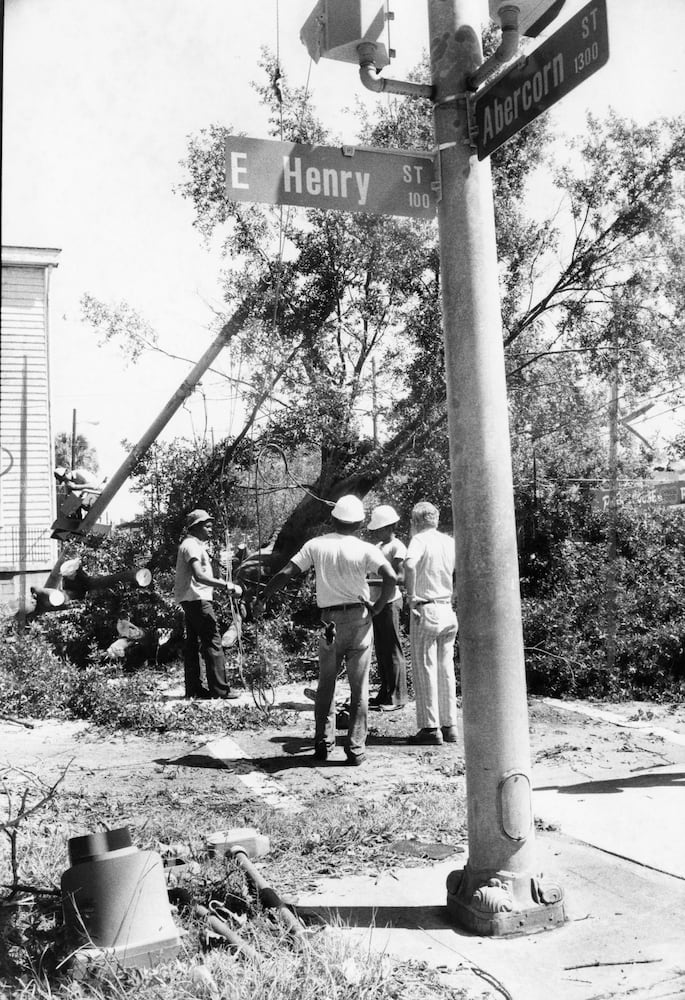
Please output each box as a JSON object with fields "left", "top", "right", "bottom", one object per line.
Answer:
{"left": 259, "top": 784, "right": 467, "bottom": 894}
{"left": 1, "top": 766, "right": 470, "bottom": 999}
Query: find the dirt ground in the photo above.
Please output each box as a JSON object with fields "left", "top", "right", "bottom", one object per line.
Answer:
{"left": 3, "top": 673, "right": 685, "bottom": 830}
{"left": 4, "top": 677, "right": 684, "bottom": 1000}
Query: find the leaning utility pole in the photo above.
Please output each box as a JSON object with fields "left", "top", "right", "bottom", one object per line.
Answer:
{"left": 427, "top": 0, "right": 564, "bottom": 934}
{"left": 51, "top": 286, "right": 265, "bottom": 540}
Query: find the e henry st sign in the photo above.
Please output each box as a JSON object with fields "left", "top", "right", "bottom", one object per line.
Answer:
{"left": 225, "top": 136, "right": 436, "bottom": 219}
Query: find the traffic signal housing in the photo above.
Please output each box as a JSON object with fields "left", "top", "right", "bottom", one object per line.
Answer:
{"left": 301, "top": 0, "right": 391, "bottom": 67}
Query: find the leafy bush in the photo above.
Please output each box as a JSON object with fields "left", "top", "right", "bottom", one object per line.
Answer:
{"left": 521, "top": 497, "right": 685, "bottom": 699}
{"left": 0, "top": 629, "right": 120, "bottom": 720}
{"left": 0, "top": 626, "right": 292, "bottom": 733}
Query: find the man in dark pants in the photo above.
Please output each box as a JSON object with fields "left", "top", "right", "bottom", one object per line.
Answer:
{"left": 174, "top": 509, "right": 242, "bottom": 699}
{"left": 367, "top": 504, "right": 408, "bottom": 710}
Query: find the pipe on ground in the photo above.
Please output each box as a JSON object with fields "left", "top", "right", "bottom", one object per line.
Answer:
{"left": 230, "top": 848, "right": 306, "bottom": 943}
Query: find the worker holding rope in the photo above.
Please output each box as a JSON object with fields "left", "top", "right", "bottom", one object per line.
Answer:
{"left": 254, "top": 495, "right": 397, "bottom": 766}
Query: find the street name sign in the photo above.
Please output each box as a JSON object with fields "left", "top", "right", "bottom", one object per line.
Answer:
{"left": 225, "top": 136, "right": 436, "bottom": 219}
{"left": 474, "top": 0, "right": 609, "bottom": 159}
{"left": 591, "top": 480, "right": 685, "bottom": 513}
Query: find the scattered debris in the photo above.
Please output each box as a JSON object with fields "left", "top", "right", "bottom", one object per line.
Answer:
{"left": 564, "top": 958, "right": 664, "bottom": 970}
{"left": 389, "top": 840, "right": 462, "bottom": 860}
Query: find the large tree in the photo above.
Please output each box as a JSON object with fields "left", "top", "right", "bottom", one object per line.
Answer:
{"left": 172, "top": 52, "right": 561, "bottom": 558}
{"left": 175, "top": 52, "right": 684, "bottom": 559}
{"left": 85, "top": 52, "right": 685, "bottom": 566}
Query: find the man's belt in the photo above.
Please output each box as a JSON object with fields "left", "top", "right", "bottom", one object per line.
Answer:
{"left": 415, "top": 597, "right": 452, "bottom": 605}
{"left": 320, "top": 602, "right": 364, "bottom": 612}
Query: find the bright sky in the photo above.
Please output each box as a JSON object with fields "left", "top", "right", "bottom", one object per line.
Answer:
{"left": 3, "top": 0, "right": 684, "bottom": 519}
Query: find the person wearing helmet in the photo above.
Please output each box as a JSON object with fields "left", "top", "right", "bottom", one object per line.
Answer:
{"left": 255, "top": 495, "right": 397, "bottom": 765}
{"left": 367, "top": 504, "right": 408, "bottom": 711}
{"left": 403, "top": 501, "right": 459, "bottom": 745}
{"left": 174, "top": 509, "right": 242, "bottom": 700}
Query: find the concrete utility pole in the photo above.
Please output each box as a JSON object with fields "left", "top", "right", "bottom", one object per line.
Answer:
{"left": 300, "top": 0, "right": 568, "bottom": 934}
{"left": 66, "top": 289, "right": 262, "bottom": 538}
{"left": 427, "top": 0, "right": 564, "bottom": 933}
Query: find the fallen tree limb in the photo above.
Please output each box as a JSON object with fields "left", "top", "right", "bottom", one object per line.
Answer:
{"left": 564, "top": 958, "right": 663, "bottom": 970}
{"left": 0, "top": 764, "right": 71, "bottom": 833}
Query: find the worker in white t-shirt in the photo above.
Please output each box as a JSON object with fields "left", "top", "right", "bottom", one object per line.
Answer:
{"left": 255, "top": 495, "right": 396, "bottom": 765}
{"left": 174, "top": 509, "right": 242, "bottom": 700}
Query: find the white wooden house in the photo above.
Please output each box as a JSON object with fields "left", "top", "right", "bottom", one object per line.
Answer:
{"left": 1, "top": 245, "right": 61, "bottom": 610}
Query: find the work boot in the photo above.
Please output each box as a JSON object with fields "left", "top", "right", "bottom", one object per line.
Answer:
{"left": 406, "top": 728, "right": 443, "bottom": 745}
{"left": 441, "top": 725, "right": 458, "bottom": 743}
{"left": 345, "top": 750, "right": 366, "bottom": 766}
{"left": 313, "top": 742, "right": 331, "bottom": 762}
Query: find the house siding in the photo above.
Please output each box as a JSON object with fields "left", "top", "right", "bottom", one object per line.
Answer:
{"left": 1, "top": 247, "right": 61, "bottom": 601}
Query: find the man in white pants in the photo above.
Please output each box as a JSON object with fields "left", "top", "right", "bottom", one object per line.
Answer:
{"left": 404, "top": 501, "right": 459, "bottom": 745}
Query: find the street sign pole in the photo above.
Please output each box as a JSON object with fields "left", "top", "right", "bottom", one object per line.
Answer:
{"left": 428, "top": 0, "right": 565, "bottom": 934}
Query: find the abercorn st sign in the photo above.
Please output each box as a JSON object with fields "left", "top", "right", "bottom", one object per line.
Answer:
{"left": 474, "top": 0, "right": 609, "bottom": 159}
{"left": 225, "top": 136, "right": 436, "bottom": 219}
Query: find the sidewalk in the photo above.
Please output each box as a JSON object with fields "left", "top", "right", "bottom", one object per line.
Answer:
{"left": 296, "top": 833, "right": 685, "bottom": 999}
{"left": 295, "top": 702, "right": 685, "bottom": 999}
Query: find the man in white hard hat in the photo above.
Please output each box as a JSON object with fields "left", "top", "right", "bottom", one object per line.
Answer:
{"left": 404, "top": 501, "right": 459, "bottom": 745}
{"left": 255, "top": 495, "right": 397, "bottom": 765}
{"left": 174, "top": 509, "right": 242, "bottom": 699}
{"left": 367, "top": 504, "right": 408, "bottom": 710}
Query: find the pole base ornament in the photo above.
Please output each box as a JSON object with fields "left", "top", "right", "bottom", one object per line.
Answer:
{"left": 446, "top": 864, "right": 566, "bottom": 936}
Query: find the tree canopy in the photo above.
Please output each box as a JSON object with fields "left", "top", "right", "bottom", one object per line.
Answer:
{"left": 81, "top": 49, "right": 685, "bottom": 567}
{"left": 54, "top": 431, "right": 99, "bottom": 474}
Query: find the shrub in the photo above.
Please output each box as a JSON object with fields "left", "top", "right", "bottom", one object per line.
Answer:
{"left": 0, "top": 628, "right": 117, "bottom": 720}
{"left": 521, "top": 500, "right": 685, "bottom": 699}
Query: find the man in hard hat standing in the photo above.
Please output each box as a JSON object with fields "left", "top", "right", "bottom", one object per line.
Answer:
{"left": 367, "top": 504, "right": 408, "bottom": 710}
{"left": 404, "top": 501, "right": 459, "bottom": 745}
{"left": 174, "top": 509, "right": 242, "bottom": 700}
{"left": 255, "top": 495, "right": 397, "bottom": 765}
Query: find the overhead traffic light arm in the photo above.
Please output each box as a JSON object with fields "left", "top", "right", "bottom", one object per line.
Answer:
{"left": 357, "top": 42, "right": 432, "bottom": 99}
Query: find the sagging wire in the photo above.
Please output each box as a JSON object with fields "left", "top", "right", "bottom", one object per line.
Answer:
{"left": 217, "top": 493, "right": 274, "bottom": 712}
{"left": 249, "top": 453, "right": 277, "bottom": 714}
{"left": 213, "top": 446, "right": 267, "bottom": 710}
{"left": 244, "top": 16, "right": 320, "bottom": 711}
{"left": 255, "top": 442, "right": 336, "bottom": 508}
{"left": 223, "top": 526, "right": 244, "bottom": 685}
